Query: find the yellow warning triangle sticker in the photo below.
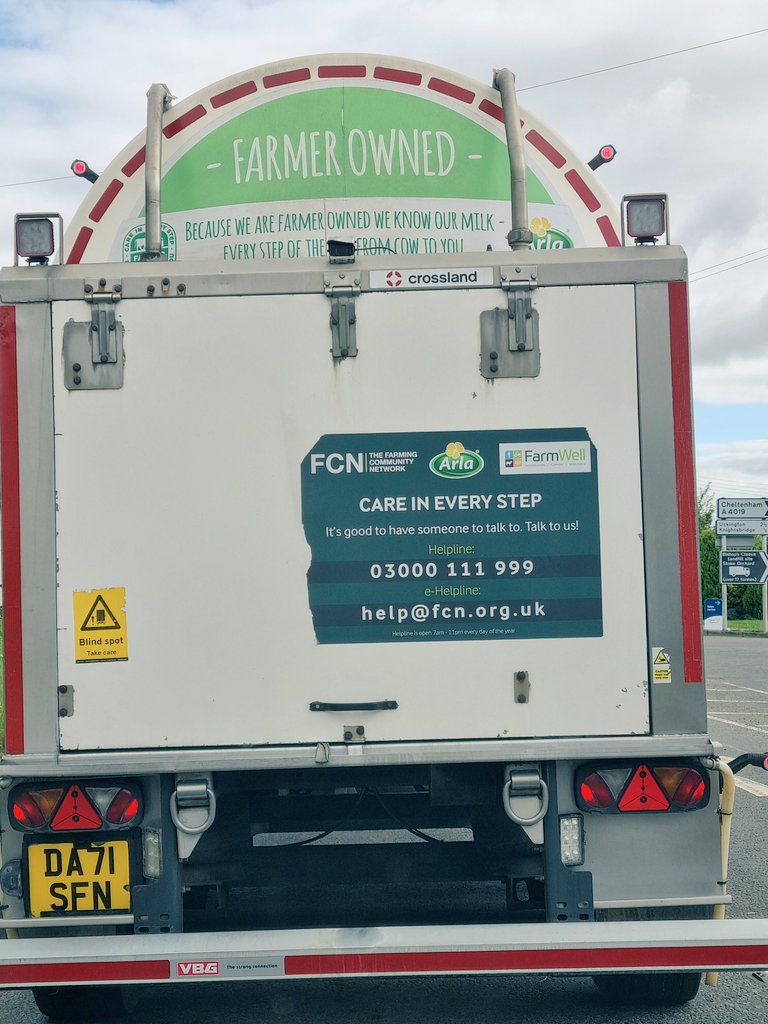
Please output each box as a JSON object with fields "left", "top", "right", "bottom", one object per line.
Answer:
{"left": 654, "top": 649, "right": 670, "bottom": 665}
{"left": 80, "top": 594, "right": 121, "bottom": 631}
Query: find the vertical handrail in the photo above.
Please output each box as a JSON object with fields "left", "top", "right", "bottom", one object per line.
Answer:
{"left": 493, "top": 69, "right": 532, "bottom": 251}
{"left": 141, "top": 83, "right": 173, "bottom": 261}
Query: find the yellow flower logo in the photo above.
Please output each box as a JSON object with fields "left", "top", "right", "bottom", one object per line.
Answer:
{"left": 445, "top": 441, "right": 465, "bottom": 459}
{"left": 530, "top": 216, "right": 552, "bottom": 238}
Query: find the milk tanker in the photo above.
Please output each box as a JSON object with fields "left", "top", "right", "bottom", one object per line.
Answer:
{"left": 1, "top": 53, "right": 767, "bottom": 1020}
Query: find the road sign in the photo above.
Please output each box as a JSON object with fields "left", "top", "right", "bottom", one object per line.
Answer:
{"left": 716, "top": 519, "right": 766, "bottom": 536}
{"left": 720, "top": 551, "right": 768, "bottom": 585}
{"left": 717, "top": 497, "right": 768, "bottom": 521}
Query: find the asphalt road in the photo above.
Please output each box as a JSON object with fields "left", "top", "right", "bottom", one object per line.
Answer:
{"left": 2, "top": 633, "right": 767, "bottom": 1024}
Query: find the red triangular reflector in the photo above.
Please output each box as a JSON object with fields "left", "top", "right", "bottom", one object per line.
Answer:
{"left": 49, "top": 784, "right": 103, "bottom": 830}
{"left": 618, "top": 765, "right": 670, "bottom": 812}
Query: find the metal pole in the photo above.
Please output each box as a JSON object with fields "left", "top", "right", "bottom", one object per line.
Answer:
{"left": 493, "top": 69, "right": 532, "bottom": 251}
{"left": 141, "top": 83, "right": 173, "bottom": 261}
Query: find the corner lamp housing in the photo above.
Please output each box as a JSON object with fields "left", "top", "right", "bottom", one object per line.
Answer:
{"left": 621, "top": 194, "right": 669, "bottom": 245}
{"left": 13, "top": 213, "right": 64, "bottom": 267}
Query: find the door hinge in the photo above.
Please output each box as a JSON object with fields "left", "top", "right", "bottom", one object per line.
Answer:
{"left": 325, "top": 273, "right": 360, "bottom": 360}
{"left": 63, "top": 282, "right": 124, "bottom": 390}
{"left": 480, "top": 266, "right": 540, "bottom": 378}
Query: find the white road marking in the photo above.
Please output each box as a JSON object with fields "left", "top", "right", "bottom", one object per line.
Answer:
{"left": 734, "top": 776, "right": 768, "bottom": 798}
{"left": 708, "top": 700, "right": 768, "bottom": 705}
{"left": 724, "top": 758, "right": 768, "bottom": 797}
{"left": 710, "top": 715, "right": 768, "bottom": 735}
{"left": 710, "top": 683, "right": 768, "bottom": 697}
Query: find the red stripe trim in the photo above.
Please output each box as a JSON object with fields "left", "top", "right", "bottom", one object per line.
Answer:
{"left": 88, "top": 179, "right": 124, "bottom": 224}
{"left": 478, "top": 99, "right": 504, "bottom": 122}
{"left": 0, "top": 306, "right": 24, "bottom": 753}
{"left": 596, "top": 215, "right": 621, "bottom": 247}
{"left": 0, "top": 960, "right": 170, "bottom": 985}
{"left": 564, "top": 170, "right": 601, "bottom": 213}
{"left": 66, "top": 226, "right": 93, "bottom": 265}
{"left": 428, "top": 77, "right": 474, "bottom": 103}
{"left": 164, "top": 104, "right": 207, "bottom": 139}
{"left": 286, "top": 944, "right": 768, "bottom": 976}
{"left": 263, "top": 68, "right": 311, "bottom": 88}
{"left": 525, "top": 129, "right": 566, "bottom": 169}
{"left": 669, "top": 282, "right": 703, "bottom": 683}
{"left": 318, "top": 64, "right": 366, "bottom": 78}
{"left": 374, "top": 66, "right": 422, "bottom": 86}
{"left": 121, "top": 147, "right": 146, "bottom": 178}
{"left": 211, "top": 81, "right": 258, "bottom": 108}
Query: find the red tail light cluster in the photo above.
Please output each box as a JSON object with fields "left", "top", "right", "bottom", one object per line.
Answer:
{"left": 576, "top": 763, "right": 709, "bottom": 814}
{"left": 10, "top": 782, "right": 142, "bottom": 832}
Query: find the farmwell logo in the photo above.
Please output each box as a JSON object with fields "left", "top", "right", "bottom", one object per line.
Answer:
{"left": 429, "top": 441, "right": 484, "bottom": 479}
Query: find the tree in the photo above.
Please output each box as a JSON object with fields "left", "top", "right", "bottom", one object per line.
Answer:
{"left": 697, "top": 484, "right": 715, "bottom": 532}
{"left": 697, "top": 485, "right": 719, "bottom": 603}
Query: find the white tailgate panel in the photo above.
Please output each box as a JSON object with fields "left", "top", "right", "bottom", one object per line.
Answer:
{"left": 53, "top": 284, "right": 648, "bottom": 749}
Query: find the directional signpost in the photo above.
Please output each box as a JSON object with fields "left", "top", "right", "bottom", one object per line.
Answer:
{"left": 716, "top": 519, "right": 765, "bottom": 536}
{"left": 717, "top": 497, "right": 768, "bottom": 521}
{"left": 715, "top": 498, "right": 768, "bottom": 634}
{"left": 720, "top": 551, "right": 768, "bottom": 585}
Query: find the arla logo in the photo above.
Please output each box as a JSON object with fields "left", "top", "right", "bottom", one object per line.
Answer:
{"left": 429, "top": 441, "right": 484, "bottom": 479}
{"left": 177, "top": 961, "right": 219, "bottom": 976}
{"left": 530, "top": 216, "right": 573, "bottom": 251}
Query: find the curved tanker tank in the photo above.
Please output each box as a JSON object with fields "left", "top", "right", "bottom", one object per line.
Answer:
{"left": 64, "top": 53, "right": 620, "bottom": 265}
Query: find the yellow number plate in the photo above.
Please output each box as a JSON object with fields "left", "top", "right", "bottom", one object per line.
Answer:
{"left": 27, "top": 840, "right": 131, "bottom": 916}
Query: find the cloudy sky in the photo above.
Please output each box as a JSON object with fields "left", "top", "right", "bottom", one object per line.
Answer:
{"left": 1, "top": 0, "right": 766, "bottom": 508}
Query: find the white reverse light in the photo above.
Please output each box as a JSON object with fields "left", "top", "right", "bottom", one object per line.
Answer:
{"left": 559, "top": 814, "right": 585, "bottom": 866}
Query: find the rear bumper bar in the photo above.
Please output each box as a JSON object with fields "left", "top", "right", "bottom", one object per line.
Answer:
{"left": 2, "top": 919, "right": 768, "bottom": 987}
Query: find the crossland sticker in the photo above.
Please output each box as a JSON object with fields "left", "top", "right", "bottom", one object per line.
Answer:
{"left": 369, "top": 267, "right": 493, "bottom": 289}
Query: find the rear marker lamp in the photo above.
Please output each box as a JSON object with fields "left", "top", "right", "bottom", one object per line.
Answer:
{"left": 588, "top": 145, "right": 617, "bottom": 170}
{"left": 70, "top": 159, "right": 99, "bottom": 184}
{"left": 576, "top": 763, "right": 709, "bottom": 814}
{"left": 10, "top": 782, "right": 142, "bottom": 832}
{"left": 559, "top": 815, "right": 584, "bottom": 866}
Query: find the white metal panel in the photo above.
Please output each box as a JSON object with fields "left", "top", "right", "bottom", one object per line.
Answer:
{"left": 53, "top": 282, "right": 647, "bottom": 750}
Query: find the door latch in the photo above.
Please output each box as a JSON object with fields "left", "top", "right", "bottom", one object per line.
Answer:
{"left": 325, "top": 273, "right": 360, "bottom": 360}
{"left": 63, "top": 282, "right": 124, "bottom": 390}
{"left": 480, "top": 266, "right": 540, "bottom": 378}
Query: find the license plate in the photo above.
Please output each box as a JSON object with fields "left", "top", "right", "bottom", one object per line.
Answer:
{"left": 27, "top": 839, "right": 131, "bottom": 916}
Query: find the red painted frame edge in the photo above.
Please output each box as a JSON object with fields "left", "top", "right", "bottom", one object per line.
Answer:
{"left": 0, "top": 305, "right": 25, "bottom": 751}
{"left": 668, "top": 282, "right": 703, "bottom": 683}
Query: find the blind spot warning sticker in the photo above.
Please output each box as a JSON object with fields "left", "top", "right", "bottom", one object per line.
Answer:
{"left": 652, "top": 646, "right": 671, "bottom": 684}
{"left": 73, "top": 587, "right": 128, "bottom": 663}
